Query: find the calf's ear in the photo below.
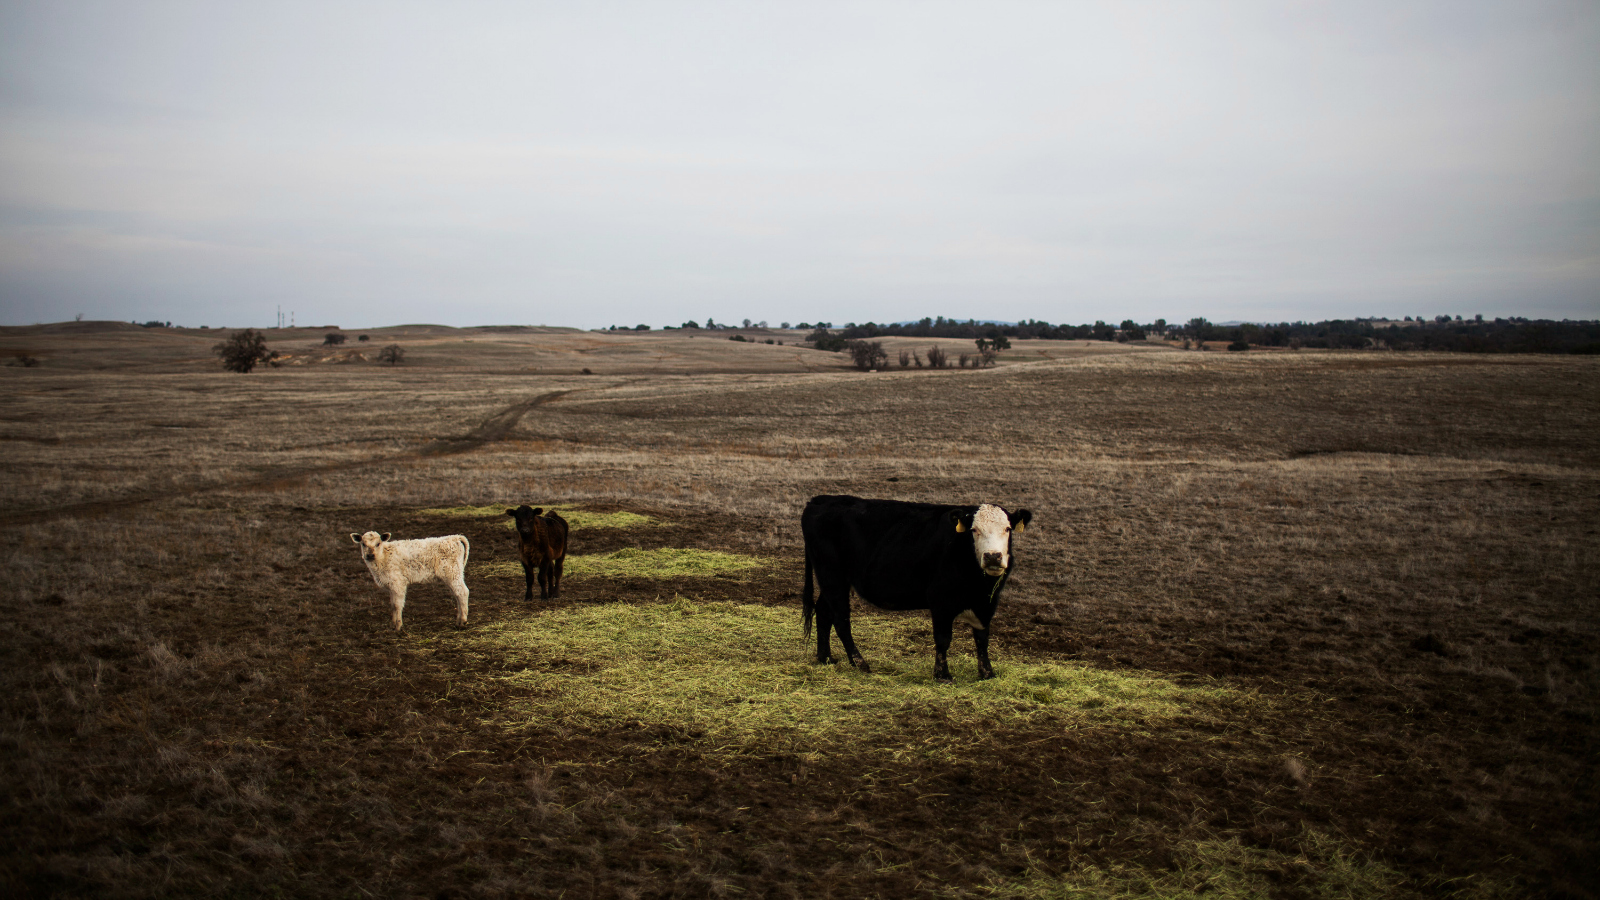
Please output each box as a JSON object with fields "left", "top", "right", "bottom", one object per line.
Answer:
{"left": 531, "top": 508, "right": 543, "bottom": 516}
{"left": 349, "top": 533, "right": 361, "bottom": 543}
{"left": 1010, "top": 509, "right": 1033, "bottom": 532}
{"left": 381, "top": 532, "right": 392, "bottom": 542}
{"left": 950, "top": 509, "right": 970, "bottom": 533}
{"left": 505, "top": 509, "right": 517, "bottom": 517}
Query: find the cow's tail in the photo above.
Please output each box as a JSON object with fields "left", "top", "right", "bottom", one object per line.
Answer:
{"left": 802, "top": 544, "right": 815, "bottom": 643}
{"left": 458, "top": 535, "right": 470, "bottom": 562}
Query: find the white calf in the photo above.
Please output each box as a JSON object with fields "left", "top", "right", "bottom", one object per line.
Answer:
{"left": 349, "top": 531, "right": 470, "bottom": 631}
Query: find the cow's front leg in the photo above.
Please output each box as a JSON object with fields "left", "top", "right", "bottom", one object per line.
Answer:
{"left": 537, "top": 559, "right": 552, "bottom": 600}
{"left": 520, "top": 558, "right": 536, "bottom": 602}
{"left": 973, "top": 622, "right": 994, "bottom": 680}
{"left": 389, "top": 586, "right": 408, "bottom": 632}
{"left": 931, "top": 613, "right": 955, "bottom": 683}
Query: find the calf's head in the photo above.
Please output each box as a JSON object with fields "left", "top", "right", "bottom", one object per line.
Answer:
{"left": 349, "top": 531, "right": 392, "bottom": 563}
{"left": 505, "top": 505, "right": 545, "bottom": 539}
{"left": 953, "top": 504, "right": 1032, "bottom": 576}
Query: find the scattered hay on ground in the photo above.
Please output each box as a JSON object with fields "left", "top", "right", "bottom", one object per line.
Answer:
{"left": 416, "top": 504, "right": 657, "bottom": 530}
{"left": 478, "top": 547, "right": 766, "bottom": 581}
{"left": 993, "top": 830, "right": 1470, "bottom": 900}
{"left": 466, "top": 597, "right": 1241, "bottom": 762}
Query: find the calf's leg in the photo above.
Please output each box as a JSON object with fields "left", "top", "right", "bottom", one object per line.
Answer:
{"left": 449, "top": 575, "right": 470, "bottom": 627}
{"left": 389, "top": 586, "right": 408, "bottom": 632}
{"left": 538, "top": 559, "right": 552, "bottom": 600}
{"left": 550, "top": 557, "right": 564, "bottom": 599}
{"left": 520, "top": 558, "right": 536, "bottom": 602}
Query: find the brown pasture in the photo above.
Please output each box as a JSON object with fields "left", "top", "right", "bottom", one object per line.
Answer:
{"left": 0, "top": 323, "right": 1596, "bottom": 898}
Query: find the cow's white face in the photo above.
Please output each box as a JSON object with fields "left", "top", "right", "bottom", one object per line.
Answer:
{"left": 968, "top": 504, "right": 1014, "bottom": 576}
{"left": 350, "top": 531, "right": 390, "bottom": 564}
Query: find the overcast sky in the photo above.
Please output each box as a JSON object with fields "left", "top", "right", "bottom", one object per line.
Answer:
{"left": 2, "top": 1, "right": 1596, "bottom": 330}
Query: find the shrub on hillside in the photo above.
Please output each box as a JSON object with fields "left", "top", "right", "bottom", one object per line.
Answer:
{"left": 378, "top": 344, "right": 405, "bottom": 366}
{"left": 213, "top": 329, "right": 278, "bottom": 373}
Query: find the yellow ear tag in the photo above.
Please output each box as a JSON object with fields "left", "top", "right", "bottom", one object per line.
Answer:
{"left": 1014, "top": 521, "right": 1025, "bottom": 533}
{"left": 955, "top": 520, "right": 967, "bottom": 533}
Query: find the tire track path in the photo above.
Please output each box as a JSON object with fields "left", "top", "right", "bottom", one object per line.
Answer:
{"left": 0, "top": 390, "right": 576, "bottom": 525}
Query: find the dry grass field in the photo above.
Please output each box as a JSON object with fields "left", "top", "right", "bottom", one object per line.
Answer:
{"left": 1, "top": 323, "right": 1596, "bottom": 899}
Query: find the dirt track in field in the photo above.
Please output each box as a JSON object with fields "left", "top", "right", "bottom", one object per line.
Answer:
{"left": 0, "top": 389, "right": 580, "bottom": 526}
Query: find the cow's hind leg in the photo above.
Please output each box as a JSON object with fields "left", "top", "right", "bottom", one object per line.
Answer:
{"left": 826, "top": 589, "right": 871, "bottom": 673}
{"left": 813, "top": 596, "right": 835, "bottom": 664}
{"left": 449, "top": 575, "right": 470, "bottom": 628}
{"left": 931, "top": 612, "right": 955, "bottom": 683}
{"left": 550, "top": 557, "right": 563, "bottom": 599}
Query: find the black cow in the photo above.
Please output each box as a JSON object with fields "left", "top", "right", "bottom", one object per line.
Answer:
{"left": 505, "top": 506, "right": 569, "bottom": 601}
{"left": 801, "top": 494, "right": 1033, "bottom": 684}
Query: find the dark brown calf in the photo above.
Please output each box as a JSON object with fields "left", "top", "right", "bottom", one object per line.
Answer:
{"left": 505, "top": 506, "right": 569, "bottom": 601}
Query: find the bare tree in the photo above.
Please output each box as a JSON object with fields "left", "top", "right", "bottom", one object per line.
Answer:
{"left": 898, "top": 349, "right": 911, "bottom": 368}
{"left": 378, "top": 344, "right": 405, "bottom": 366}
{"left": 847, "top": 340, "right": 888, "bottom": 371}
{"left": 925, "top": 345, "right": 947, "bottom": 368}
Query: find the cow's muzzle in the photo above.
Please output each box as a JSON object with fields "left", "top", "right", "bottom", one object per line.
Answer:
{"left": 982, "top": 552, "right": 1005, "bottom": 574}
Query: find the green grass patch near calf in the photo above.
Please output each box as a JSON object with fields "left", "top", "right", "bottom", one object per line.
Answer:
{"left": 418, "top": 505, "right": 657, "bottom": 531}
{"left": 465, "top": 597, "right": 1242, "bottom": 762}
{"left": 478, "top": 547, "right": 766, "bottom": 581}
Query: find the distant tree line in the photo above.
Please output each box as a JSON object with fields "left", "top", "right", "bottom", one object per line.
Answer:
{"left": 812, "top": 315, "right": 1597, "bottom": 355}
{"left": 1180, "top": 316, "right": 1600, "bottom": 354}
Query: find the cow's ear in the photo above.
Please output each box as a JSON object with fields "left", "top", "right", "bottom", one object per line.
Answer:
{"left": 505, "top": 509, "right": 517, "bottom": 517}
{"left": 1011, "top": 509, "right": 1033, "bottom": 533}
{"left": 531, "top": 508, "right": 543, "bottom": 517}
{"left": 951, "top": 510, "right": 969, "bottom": 533}
{"left": 380, "top": 532, "right": 392, "bottom": 542}
{"left": 349, "top": 533, "right": 361, "bottom": 544}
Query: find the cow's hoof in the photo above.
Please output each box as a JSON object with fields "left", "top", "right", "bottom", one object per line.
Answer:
{"left": 935, "top": 675, "right": 955, "bottom": 685}
{"left": 850, "top": 658, "right": 872, "bottom": 674}
{"left": 977, "top": 669, "right": 995, "bottom": 681}
{"left": 814, "top": 655, "right": 834, "bottom": 665}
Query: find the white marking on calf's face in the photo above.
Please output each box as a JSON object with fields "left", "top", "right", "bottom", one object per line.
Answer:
{"left": 969, "top": 504, "right": 1012, "bottom": 576}
{"left": 356, "top": 530, "right": 384, "bottom": 563}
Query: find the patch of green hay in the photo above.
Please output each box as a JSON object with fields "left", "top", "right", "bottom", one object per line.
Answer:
{"left": 416, "top": 505, "right": 656, "bottom": 531}
{"left": 477, "top": 548, "right": 767, "bottom": 581}
{"left": 991, "top": 831, "right": 1423, "bottom": 900}
{"left": 466, "top": 597, "right": 1240, "bottom": 761}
